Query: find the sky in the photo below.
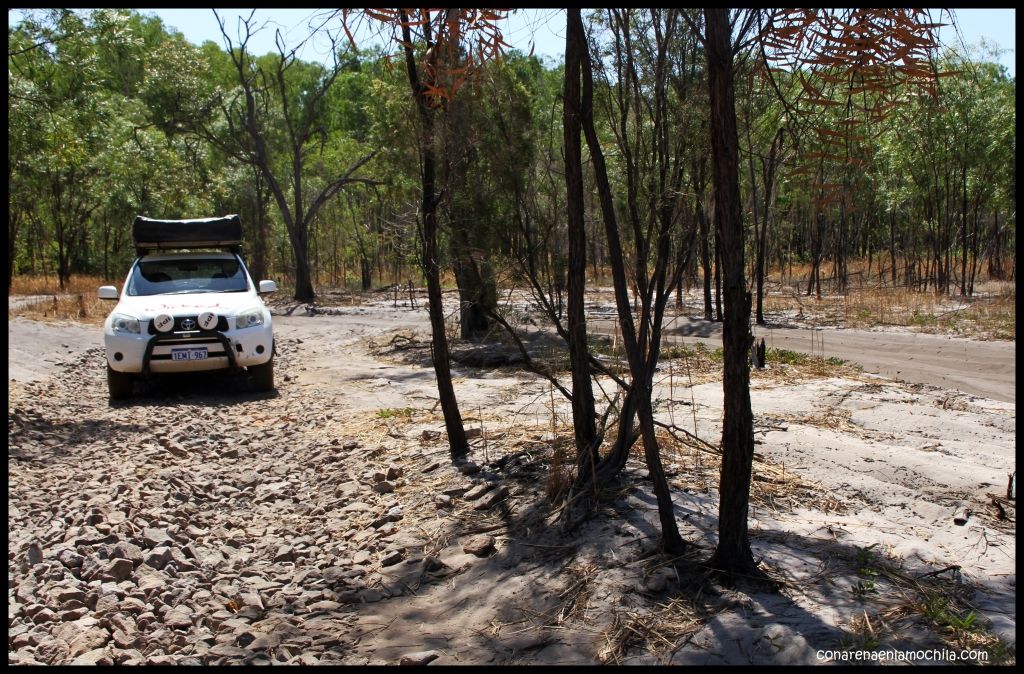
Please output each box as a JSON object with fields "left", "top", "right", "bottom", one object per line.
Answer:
{"left": 136, "top": 8, "right": 1015, "bottom": 77}
{"left": 7, "top": 8, "right": 1016, "bottom": 77}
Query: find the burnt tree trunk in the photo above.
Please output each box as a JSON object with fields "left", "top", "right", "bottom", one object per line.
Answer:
{"left": 563, "top": 8, "right": 599, "bottom": 467}
{"left": 575, "top": 8, "right": 686, "bottom": 554}
{"left": 755, "top": 128, "right": 784, "bottom": 326}
{"left": 401, "top": 10, "right": 468, "bottom": 459}
{"left": 451, "top": 234, "right": 495, "bottom": 341}
{"left": 704, "top": 7, "right": 767, "bottom": 581}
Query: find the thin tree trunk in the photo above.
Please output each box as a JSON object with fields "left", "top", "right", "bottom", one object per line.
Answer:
{"left": 8, "top": 209, "right": 21, "bottom": 293}
{"left": 988, "top": 208, "right": 1001, "bottom": 280}
{"left": 714, "top": 235, "right": 723, "bottom": 320}
{"left": 563, "top": 8, "right": 598, "bottom": 466}
{"left": 696, "top": 159, "right": 713, "bottom": 321}
{"left": 889, "top": 210, "right": 898, "bottom": 287}
{"left": 401, "top": 10, "right": 468, "bottom": 459}
{"left": 572, "top": 7, "right": 685, "bottom": 554}
{"left": 959, "top": 165, "right": 968, "bottom": 296}
{"left": 704, "top": 7, "right": 766, "bottom": 581}
{"left": 755, "top": 128, "right": 783, "bottom": 325}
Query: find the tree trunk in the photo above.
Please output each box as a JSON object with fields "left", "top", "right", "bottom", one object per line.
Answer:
{"left": 968, "top": 198, "right": 981, "bottom": 295}
{"left": 704, "top": 7, "right": 766, "bottom": 581}
{"left": 959, "top": 165, "right": 968, "bottom": 296}
{"left": 252, "top": 174, "right": 269, "bottom": 282}
{"left": 563, "top": 8, "right": 598, "bottom": 466}
{"left": 360, "top": 257, "right": 372, "bottom": 292}
{"left": 988, "top": 208, "right": 1001, "bottom": 280}
{"left": 714, "top": 234, "right": 723, "bottom": 320}
{"left": 696, "top": 161, "right": 713, "bottom": 321}
{"left": 452, "top": 245, "right": 495, "bottom": 341}
{"left": 754, "top": 128, "right": 783, "bottom": 326}
{"left": 401, "top": 10, "right": 468, "bottom": 460}
{"left": 291, "top": 228, "right": 315, "bottom": 302}
{"left": 888, "top": 210, "right": 897, "bottom": 287}
{"left": 570, "top": 7, "right": 686, "bottom": 554}
{"left": 8, "top": 209, "right": 21, "bottom": 293}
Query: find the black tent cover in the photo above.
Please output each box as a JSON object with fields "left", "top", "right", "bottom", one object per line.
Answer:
{"left": 132, "top": 215, "right": 242, "bottom": 251}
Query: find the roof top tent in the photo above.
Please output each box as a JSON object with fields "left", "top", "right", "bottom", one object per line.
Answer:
{"left": 132, "top": 215, "right": 243, "bottom": 256}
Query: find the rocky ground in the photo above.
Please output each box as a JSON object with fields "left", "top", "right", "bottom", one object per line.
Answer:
{"left": 8, "top": 337, "right": 589, "bottom": 665}
{"left": 7, "top": 295, "right": 1017, "bottom": 665}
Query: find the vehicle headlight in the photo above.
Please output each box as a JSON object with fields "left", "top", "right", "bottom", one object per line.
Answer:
{"left": 110, "top": 313, "right": 141, "bottom": 334}
{"left": 235, "top": 308, "right": 265, "bottom": 330}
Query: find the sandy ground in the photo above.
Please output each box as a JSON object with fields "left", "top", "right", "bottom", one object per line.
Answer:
{"left": 587, "top": 308, "right": 1016, "bottom": 404}
{"left": 7, "top": 294, "right": 1017, "bottom": 664}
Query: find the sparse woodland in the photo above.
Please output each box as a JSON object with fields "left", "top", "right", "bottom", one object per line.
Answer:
{"left": 8, "top": 8, "right": 1016, "bottom": 581}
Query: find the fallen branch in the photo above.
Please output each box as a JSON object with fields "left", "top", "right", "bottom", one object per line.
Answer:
{"left": 915, "top": 565, "right": 961, "bottom": 580}
{"left": 652, "top": 420, "right": 721, "bottom": 456}
{"left": 460, "top": 523, "right": 507, "bottom": 536}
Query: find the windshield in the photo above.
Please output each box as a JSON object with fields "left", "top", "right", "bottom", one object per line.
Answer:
{"left": 127, "top": 258, "right": 249, "bottom": 296}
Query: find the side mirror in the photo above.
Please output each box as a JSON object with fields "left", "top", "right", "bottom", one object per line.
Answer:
{"left": 258, "top": 280, "right": 278, "bottom": 294}
{"left": 98, "top": 286, "right": 119, "bottom": 300}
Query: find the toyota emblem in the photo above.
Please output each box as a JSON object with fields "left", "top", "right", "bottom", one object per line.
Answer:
{"left": 180, "top": 318, "right": 197, "bottom": 331}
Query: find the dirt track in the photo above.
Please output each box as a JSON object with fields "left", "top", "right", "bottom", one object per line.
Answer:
{"left": 7, "top": 298, "right": 1016, "bottom": 665}
{"left": 660, "top": 316, "right": 1016, "bottom": 404}
{"left": 9, "top": 295, "right": 1016, "bottom": 404}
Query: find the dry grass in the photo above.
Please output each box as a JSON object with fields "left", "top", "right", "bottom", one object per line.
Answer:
{"left": 651, "top": 427, "right": 848, "bottom": 515}
{"left": 598, "top": 594, "right": 705, "bottom": 664}
{"left": 838, "top": 544, "right": 1016, "bottom": 665}
{"left": 8, "top": 275, "right": 109, "bottom": 326}
{"left": 760, "top": 260, "right": 1015, "bottom": 341}
{"left": 10, "top": 274, "right": 106, "bottom": 296}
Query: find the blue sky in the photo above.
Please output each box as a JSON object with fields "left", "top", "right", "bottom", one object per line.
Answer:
{"left": 138, "top": 8, "right": 1016, "bottom": 77}
{"left": 7, "top": 8, "right": 1016, "bottom": 77}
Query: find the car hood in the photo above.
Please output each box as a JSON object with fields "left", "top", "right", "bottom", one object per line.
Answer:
{"left": 114, "top": 292, "right": 264, "bottom": 318}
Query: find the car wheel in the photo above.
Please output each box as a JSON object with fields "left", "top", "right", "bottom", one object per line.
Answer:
{"left": 249, "top": 356, "right": 274, "bottom": 392}
{"left": 107, "top": 365, "right": 134, "bottom": 400}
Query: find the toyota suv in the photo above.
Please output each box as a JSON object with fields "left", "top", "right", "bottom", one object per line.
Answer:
{"left": 98, "top": 215, "right": 278, "bottom": 400}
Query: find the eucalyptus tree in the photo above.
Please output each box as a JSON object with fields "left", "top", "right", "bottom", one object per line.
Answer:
{"left": 978, "top": 61, "right": 1016, "bottom": 282}
{"left": 7, "top": 54, "right": 45, "bottom": 288}
{"left": 940, "top": 56, "right": 1016, "bottom": 295}
{"left": 345, "top": 54, "right": 426, "bottom": 289}
{"left": 560, "top": 8, "right": 706, "bottom": 553}
{"left": 686, "top": 6, "right": 951, "bottom": 582}
{"left": 206, "top": 10, "right": 378, "bottom": 302}
{"left": 561, "top": 7, "right": 600, "bottom": 475}
{"left": 7, "top": 10, "right": 126, "bottom": 288}
{"left": 338, "top": 8, "right": 513, "bottom": 459}
{"left": 91, "top": 110, "right": 217, "bottom": 279}
{"left": 447, "top": 53, "right": 552, "bottom": 340}
{"left": 693, "top": 7, "right": 767, "bottom": 579}
{"left": 738, "top": 69, "right": 789, "bottom": 325}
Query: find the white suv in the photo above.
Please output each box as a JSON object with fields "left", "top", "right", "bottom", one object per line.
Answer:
{"left": 98, "top": 215, "right": 278, "bottom": 400}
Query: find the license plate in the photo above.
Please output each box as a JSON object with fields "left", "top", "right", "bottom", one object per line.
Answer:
{"left": 171, "top": 347, "right": 208, "bottom": 361}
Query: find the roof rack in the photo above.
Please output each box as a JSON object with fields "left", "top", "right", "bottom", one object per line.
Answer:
{"left": 133, "top": 215, "right": 243, "bottom": 255}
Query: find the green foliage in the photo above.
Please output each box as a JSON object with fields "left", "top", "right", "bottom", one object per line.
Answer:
{"left": 850, "top": 578, "right": 878, "bottom": 599}
{"left": 919, "top": 596, "right": 979, "bottom": 634}
{"left": 908, "top": 310, "right": 937, "bottom": 326}
{"left": 764, "top": 348, "right": 848, "bottom": 368}
{"left": 657, "top": 342, "right": 725, "bottom": 362}
{"left": 766, "top": 347, "right": 809, "bottom": 366}
{"left": 854, "top": 543, "right": 880, "bottom": 576}
{"left": 6, "top": 9, "right": 1016, "bottom": 301}
{"left": 376, "top": 407, "right": 416, "bottom": 420}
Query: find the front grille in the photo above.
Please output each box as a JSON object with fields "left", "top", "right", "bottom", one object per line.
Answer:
{"left": 148, "top": 315, "right": 229, "bottom": 335}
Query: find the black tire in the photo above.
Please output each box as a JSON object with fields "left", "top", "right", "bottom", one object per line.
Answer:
{"left": 107, "top": 365, "right": 134, "bottom": 400}
{"left": 249, "top": 356, "right": 274, "bottom": 392}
